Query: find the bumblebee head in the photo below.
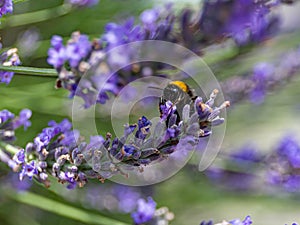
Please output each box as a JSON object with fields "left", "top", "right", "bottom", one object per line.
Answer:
{"left": 169, "top": 81, "right": 189, "bottom": 93}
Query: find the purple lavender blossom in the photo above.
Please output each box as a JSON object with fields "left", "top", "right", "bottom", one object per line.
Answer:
{"left": 102, "top": 18, "right": 145, "bottom": 49}
{"left": 59, "top": 169, "right": 77, "bottom": 189}
{"left": 12, "top": 109, "right": 32, "bottom": 130}
{"left": 0, "top": 109, "right": 14, "bottom": 123}
{"left": 131, "top": 197, "right": 156, "bottom": 225}
{"left": 66, "top": 33, "right": 92, "bottom": 68}
{"left": 159, "top": 100, "right": 177, "bottom": 121}
{"left": 135, "top": 116, "right": 152, "bottom": 140}
{"left": 12, "top": 149, "right": 25, "bottom": 164}
{"left": 0, "top": 48, "right": 21, "bottom": 84}
{"left": 200, "top": 221, "right": 213, "bottom": 225}
{"left": 230, "top": 215, "right": 253, "bottom": 225}
{"left": 194, "top": 93, "right": 230, "bottom": 137}
{"left": 0, "top": 109, "right": 32, "bottom": 142}
{"left": 47, "top": 36, "right": 66, "bottom": 70}
{"left": 0, "top": 0, "right": 13, "bottom": 17}
{"left": 19, "top": 160, "right": 38, "bottom": 180}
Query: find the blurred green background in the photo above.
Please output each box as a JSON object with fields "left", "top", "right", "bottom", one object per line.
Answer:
{"left": 1, "top": 0, "right": 300, "bottom": 225}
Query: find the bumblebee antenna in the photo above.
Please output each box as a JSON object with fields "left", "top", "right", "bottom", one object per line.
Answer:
{"left": 148, "top": 86, "right": 164, "bottom": 90}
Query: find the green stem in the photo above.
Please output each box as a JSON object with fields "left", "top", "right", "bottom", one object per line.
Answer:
{"left": 0, "top": 142, "right": 20, "bottom": 155}
{"left": 6, "top": 191, "right": 130, "bottom": 225}
{"left": 1, "top": 3, "right": 72, "bottom": 28}
{"left": 0, "top": 65, "right": 57, "bottom": 77}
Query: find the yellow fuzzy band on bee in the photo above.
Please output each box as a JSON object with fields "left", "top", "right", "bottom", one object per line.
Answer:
{"left": 170, "top": 81, "right": 188, "bottom": 92}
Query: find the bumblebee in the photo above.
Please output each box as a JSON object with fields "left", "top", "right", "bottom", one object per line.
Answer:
{"left": 159, "top": 80, "right": 229, "bottom": 137}
{"left": 159, "top": 80, "right": 197, "bottom": 124}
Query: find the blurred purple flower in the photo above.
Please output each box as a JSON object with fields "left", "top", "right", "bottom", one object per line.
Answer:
{"left": 8, "top": 173, "right": 32, "bottom": 192}
{"left": 0, "top": 0, "right": 13, "bottom": 17}
{"left": 266, "top": 134, "right": 300, "bottom": 192}
{"left": 199, "top": 0, "right": 280, "bottom": 46}
{"left": 276, "top": 134, "right": 300, "bottom": 168}
{"left": 206, "top": 145, "right": 261, "bottom": 191}
{"left": 102, "top": 18, "right": 145, "bottom": 49}
{"left": 200, "top": 221, "right": 213, "bottom": 225}
{"left": 222, "top": 46, "right": 300, "bottom": 105}
{"left": 131, "top": 197, "right": 156, "bottom": 225}
{"left": 249, "top": 63, "right": 274, "bottom": 104}
{"left": 230, "top": 145, "right": 262, "bottom": 164}
{"left": 112, "top": 185, "right": 141, "bottom": 213}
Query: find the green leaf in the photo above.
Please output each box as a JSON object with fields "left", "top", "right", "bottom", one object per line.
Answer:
{"left": 0, "top": 65, "right": 57, "bottom": 77}
{"left": 6, "top": 191, "right": 131, "bottom": 225}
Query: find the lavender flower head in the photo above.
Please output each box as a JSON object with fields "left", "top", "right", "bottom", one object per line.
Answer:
{"left": 47, "top": 5, "right": 177, "bottom": 108}
{"left": 222, "top": 46, "right": 300, "bottom": 105}
{"left": 2, "top": 84, "right": 228, "bottom": 189}
{"left": 0, "top": 0, "right": 13, "bottom": 17}
{"left": 0, "top": 48, "right": 21, "bottom": 84}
